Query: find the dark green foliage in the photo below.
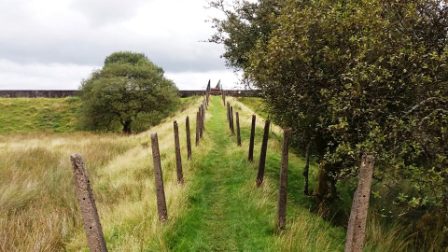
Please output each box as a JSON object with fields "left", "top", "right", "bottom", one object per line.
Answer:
{"left": 212, "top": 0, "right": 448, "bottom": 249}
{"left": 80, "top": 51, "right": 179, "bottom": 133}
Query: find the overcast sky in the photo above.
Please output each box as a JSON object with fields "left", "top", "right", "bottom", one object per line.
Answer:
{"left": 0, "top": 0, "right": 241, "bottom": 90}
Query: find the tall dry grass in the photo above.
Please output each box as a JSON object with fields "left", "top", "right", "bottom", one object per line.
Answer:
{"left": 0, "top": 97, "right": 208, "bottom": 251}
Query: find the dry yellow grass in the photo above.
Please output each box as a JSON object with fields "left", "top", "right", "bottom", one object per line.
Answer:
{"left": 0, "top": 97, "right": 209, "bottom": 251}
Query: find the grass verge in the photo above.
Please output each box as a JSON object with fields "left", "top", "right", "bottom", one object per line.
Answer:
{"left": 164, "top": 96, "right": 345, "bottom": 251}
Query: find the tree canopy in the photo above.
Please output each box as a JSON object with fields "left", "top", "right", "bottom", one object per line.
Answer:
{"left": 211, "top": 0, "right": 448, "bottom": 248}
{"left": 80, "top": 51, "right": 179, "bottom": 134}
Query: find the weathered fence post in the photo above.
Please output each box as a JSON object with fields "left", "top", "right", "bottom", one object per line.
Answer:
{"left": 173, "top": 121, "right": 184, "bottom": 184}
{"left": 236, "top": 112, "right": 241, "bottom": 146}
{"left": 195, "top": 112, "right": 200, "bottom": 146}
{"left": 199, "top": 107, "right": 204, "bottom": 138}
{"left": 230, "top": 106, "right": 235, "bottom": 135}
{"left": 248, "top": 115, "right": 256, "bottom": 162}
{"left": 186, "top": 116, "right": 192, "bottom": 159}
{"left": 201, "top": 104, "right": 206, "bottom": 131}
{"left": 206, "top": 79, "right": 211, "bottom": 107}
{"left": 256, "top": 119, "right": 270, "bottom": 186}
{"left": 223, "top": 91, "right": 226, "bottom": 106}
{"left": 226, "top": 102, "right": 231, "bottom": 125}
{"left": 344, "top": 154, "right": 375, "bottom": 252}
{"left": 70, "top": 154, "right": 108, "bottom": 252}
{"left": 277, "top": 128, "right": 291, "bottom": 230}
{"left": 151, "top": 133, "right": 168, "bottom": 222}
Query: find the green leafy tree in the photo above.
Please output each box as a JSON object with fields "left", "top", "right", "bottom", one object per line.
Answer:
{"left": 80, "top": 52, "right": 179, "bottom": 134}
{"left": 212, "top": 0, "right": 448, "bottom": 248}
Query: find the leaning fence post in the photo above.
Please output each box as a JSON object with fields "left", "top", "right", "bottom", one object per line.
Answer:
{"left": 256, "top": 119, "right": 270, "bottom": 186}
{"left": 186, "top": 116, "right": 192, "bottom": 159}
{"left": 277, "top": 128, "right": 291, "bottom": 230}
{"left": 173, "top": 121, "right": 184, "bottom": 184}
{"left": 195, "top": 112, "right": 200, "bottom": 146}
{"left": 151, "top": 133, "right": 168, "bottom": 222}
{"left": 248, "top": 115, "right": 256, "bottom": 162}
{"left": 344, "top": 154, "right": 375, "bottom": 252}
{"left": 236, "top": 112, "right": 241, "bottom": 146}
{"left": 70, "top": 154, "right": 108, "bottom": 252}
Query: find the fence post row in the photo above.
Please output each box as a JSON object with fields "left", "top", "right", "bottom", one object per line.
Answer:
{"left": 173, "top": 121, "right": 184, "bottom": 184}
{"left": 151, "top": 133, "right": 168, "bottom": 222}
{"left": 248, "top": 115, "right": 256, "bottom": 162}
{"left": 186, "top": 116, "right": 192, "bottom": 159}
{"left": 256, "top": 119, "right": 271, "bottom": 186}
{"left": 344, "top": 154, "right": 375, "bottom": 252}
{"left": 277, "top": 128, "right": 291, "bottom": 230}
{"left": 236, "top": 112, "right": 241, "bottom": 146}
{"left": 70, "top": 154, "right": 108, "bottom": 252}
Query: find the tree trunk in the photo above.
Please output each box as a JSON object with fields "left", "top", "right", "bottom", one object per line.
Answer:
{"left": 122, "top": 120, "right": 132, "bottom": 134}
{"left": 303, "top": 141, "right": 311, "bottom": 196}
{"left": 316, "top": 160, "right": 338, "bottom": 216}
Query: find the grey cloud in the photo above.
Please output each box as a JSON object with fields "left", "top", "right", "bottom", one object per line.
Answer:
{"left": 0, "top": 0, "right": 226, "bottom": 72}
{"left": 0, "top": 38, "right": 225, "bottom": 72}
{"left": 0, "top": 0, "right": 232, "bottom": 90}
{"left": 71, "top": 0, "right": 147, "bottom": 25}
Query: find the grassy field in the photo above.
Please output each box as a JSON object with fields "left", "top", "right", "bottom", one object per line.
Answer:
{"left": 0, "top": 96, "right": 197, "bottom": 134}
{"left": 0, "top": 96, "right": 410, "bottom": 251}
{"left": 0, "top": 97, "right": 208, "bottom": 251}
{"left": 0, "top": 97, "right": 81, "bottom": 133}
{"left": 236, "top": 96, "right": 269, "bottom": 118}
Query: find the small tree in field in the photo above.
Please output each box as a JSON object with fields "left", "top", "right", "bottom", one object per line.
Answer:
{"left": 80, "top": 52, "right": 179, "bottom": 134}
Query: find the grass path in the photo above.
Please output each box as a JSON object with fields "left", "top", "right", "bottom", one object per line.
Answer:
{"left": 163, "top": 96, "right": 345, "bottom": 251}
{"left": 166, "top": 96, "right": 277, "bottom": 251}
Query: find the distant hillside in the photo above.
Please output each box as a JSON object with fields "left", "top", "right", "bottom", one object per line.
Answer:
{"left": 0, "top": 97, "right": 198, "bottom": 134}
{"left": 0, "top": 97, "right": 81, "bottom": 133}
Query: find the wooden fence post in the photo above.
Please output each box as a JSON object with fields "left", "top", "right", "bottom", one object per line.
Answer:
{"left": 70, "top": 154, "right": 108, "bottom": 252}
{"left": 230, "top": 106, "right": 235, "bottom": 135}
{"left": 226, "top": 102, "right": 231, "bottom": 126}
{"left": 344, "top": 154, "right": 375, "bottom": 252}
{"left": 206, "top": 80, "right": 211, "bottom": 107}
{"left": 199, "top": 107, "right": 204, "bottom": 138}
{"left": 186, "top": 116, "right": 192, "bottom": 159}
{"left": 248, "top": 115, "right": 256, "bottom": 162}
{"left": 236, "top": 112, "right": 241, "bottom": 146}
{"left": 277, "top": 128, "right": 291, "bottom": 230}
{"left": 195, "top": 112, "right": 200, "bottom": 146}
{"left": 173, "top": 121, "right": 184, "bottom": 184}
{"left": 202, "top": 104, "right": 206, "bottom": 131}
{"left": 256, "top": 119, "right": 270, "bottom": 186}
{"left": 151, "top": 133, "right": 168, "bottom": 222}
